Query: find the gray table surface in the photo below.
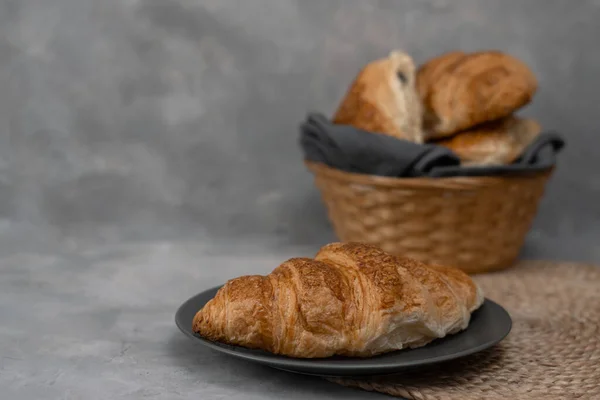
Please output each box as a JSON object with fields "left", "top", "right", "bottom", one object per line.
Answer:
{"left": 2, "top": 226, "right": 598, "bottom": 400}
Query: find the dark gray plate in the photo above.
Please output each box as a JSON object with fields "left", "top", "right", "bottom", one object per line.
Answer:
{"left": 175, "top": 286, "right": 512, "bottom": 378}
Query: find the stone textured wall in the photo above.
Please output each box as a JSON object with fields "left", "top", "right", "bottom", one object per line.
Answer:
{"left": 1, "top": 0, "right": 599, "bottom": 259}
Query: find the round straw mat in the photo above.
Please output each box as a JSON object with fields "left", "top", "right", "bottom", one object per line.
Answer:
{"left": 330, "top": 261, "right": 600, "bottom": 400}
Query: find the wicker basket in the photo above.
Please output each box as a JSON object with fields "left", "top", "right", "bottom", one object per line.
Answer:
{"left": 305, "top": 161, "right": 554, "bottom": 274}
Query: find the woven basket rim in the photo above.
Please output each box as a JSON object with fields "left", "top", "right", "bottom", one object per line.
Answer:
{"left": 304, "top": 160, "right": 554, "bottom": 190}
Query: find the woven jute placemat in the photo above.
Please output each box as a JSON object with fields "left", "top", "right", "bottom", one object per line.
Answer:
{"left": 331, "top": 261, "right": 600, "bottom": 400}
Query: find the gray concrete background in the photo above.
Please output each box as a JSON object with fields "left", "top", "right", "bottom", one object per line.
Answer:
{"left": 1, "top": 0, "right": 599, "bottom": 399}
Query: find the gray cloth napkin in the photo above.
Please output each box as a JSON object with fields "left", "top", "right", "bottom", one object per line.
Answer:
{"left": 299, "top": 113, "right": 565, "bottom": 178}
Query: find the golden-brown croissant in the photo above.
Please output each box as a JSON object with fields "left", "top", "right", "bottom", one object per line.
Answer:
{"left": 333, "top": 51, "right": 424, "bottom": 143}
{"left": 417, "top": 50, "right": 538, "bottom": 140}
{"left": 193, "top": 242, "right": 484, "bottom": 358}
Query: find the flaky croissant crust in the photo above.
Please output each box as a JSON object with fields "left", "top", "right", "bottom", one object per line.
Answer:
{"left": 193, "top": 242, "right": 484, "bottom": 358}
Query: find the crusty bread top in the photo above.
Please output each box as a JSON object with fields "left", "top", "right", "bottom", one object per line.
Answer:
{"left": 417, "top": 50, "right": 538, "bottom": 139}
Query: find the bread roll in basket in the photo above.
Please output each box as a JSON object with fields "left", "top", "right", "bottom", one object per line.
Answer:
{"left": 304, "top": 50, "right": 556, "bottom": 274}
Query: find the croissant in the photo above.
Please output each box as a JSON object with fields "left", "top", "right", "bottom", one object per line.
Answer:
{"left": 193, "top": 242, "right": 484, "bottom": 358}
{"left": 332, "top": 51, "right": 424, "bottom": 143}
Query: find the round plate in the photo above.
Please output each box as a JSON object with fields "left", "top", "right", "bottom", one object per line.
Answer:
{"left": 175, "top": 286, "right": 512, "bottom": 378}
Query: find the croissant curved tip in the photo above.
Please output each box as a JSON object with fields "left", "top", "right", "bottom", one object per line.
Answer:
{"left": 192, "top": 308, "right": 210, "bottom": 337}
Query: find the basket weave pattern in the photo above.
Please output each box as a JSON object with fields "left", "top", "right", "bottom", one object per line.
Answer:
{"left": 307, "top": 161, "right": 552, "bottom": 274}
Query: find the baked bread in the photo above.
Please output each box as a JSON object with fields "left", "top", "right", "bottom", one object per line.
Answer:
{"left": 416, "top": 51, "right": 466, "bottom": 106}
{"left": 437, "top": 116, "right": 541, "bottom": 166}
{"left": 193, "top": 242, "right": 484, "bottom": 358}
{"left": 333, "top": 51, "right": 424, "bottom": 143}
{"left": 417, "top": 50, "right": 538, "bottom": 139}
